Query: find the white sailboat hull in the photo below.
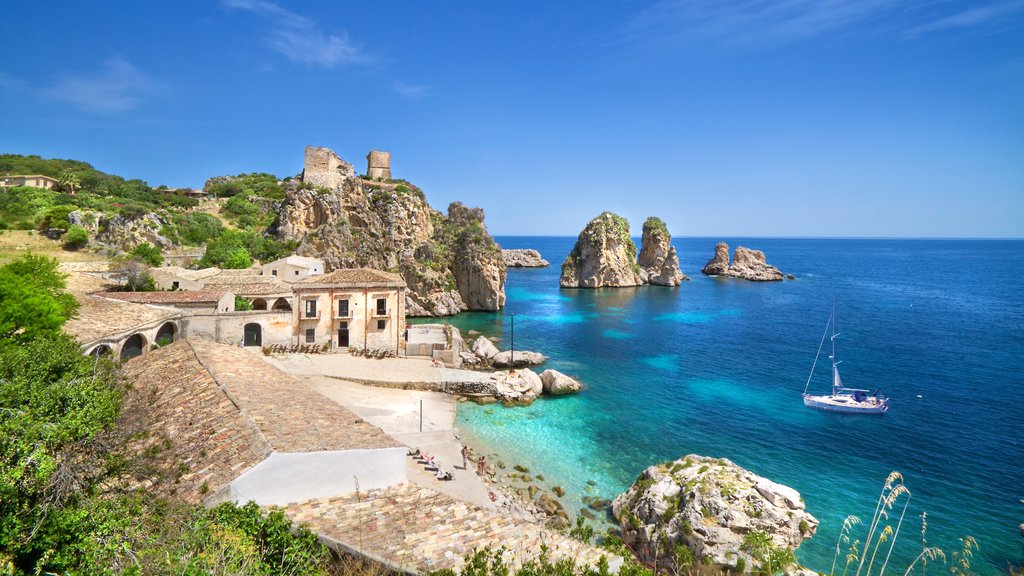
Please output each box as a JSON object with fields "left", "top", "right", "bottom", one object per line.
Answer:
{"left": 803, "top": 393, "right": 889, "bottom": 414}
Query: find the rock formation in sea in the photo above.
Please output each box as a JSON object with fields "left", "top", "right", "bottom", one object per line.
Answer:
{"left": 612, "top": 455, "right": 817, "bottom": 574}
{"left": 503, "top": 249, "right": 550, "bottom": 268}
{"left": 272, "top": 146, "right": 506, "bottom": 315}
{"left": 560, "top": 212, "right": 645, "bottom": 288}
{"left": 637, "top": 217, "right": 687, "bottom": 286}
{"left": 491, "top": 350, "right": 548, "bottom": 368}
{"left": 701, "top": 242, "right": 785, "bottom": 281}
{"left": 539, "top": 369, "right": 581, "bottom": 395}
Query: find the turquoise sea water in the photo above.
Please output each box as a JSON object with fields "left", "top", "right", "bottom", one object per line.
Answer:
{"left": 429, "top": 237, "right": 1024, "bottom": 574}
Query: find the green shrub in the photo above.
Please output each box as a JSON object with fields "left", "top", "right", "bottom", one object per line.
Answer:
{"left": 234, "top": 296, "right": 253, "bottom": 311}
{"left": 63, "top": 225, "right": 89, "bottom": 249}
{"left": 131, "top": 242, "right": 163, "bottom": 266}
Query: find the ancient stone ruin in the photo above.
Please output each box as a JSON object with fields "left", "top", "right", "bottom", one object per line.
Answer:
{"left": 366, "top": 150, "right": 392, "bottom": 180}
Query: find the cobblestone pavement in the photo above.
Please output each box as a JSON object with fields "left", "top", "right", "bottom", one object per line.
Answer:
{"left": 281, "top": 483, "right": 621, "bottom": 574}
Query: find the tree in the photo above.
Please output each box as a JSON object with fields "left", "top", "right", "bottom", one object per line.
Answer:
{"left": 234, "top": 295, "right": 253, "bottom": 311}
{"left": 130, "top": 242, "right": 163, "bottom": 266}
{"left": 0, "top": 254, "right": 78, "bottom": 343}
{"left": 110, "top": 257, "right": 153, "bottom": 292}
{"left": 56, "top": 171, "right": 81, "bottom": 194}
{"left": 63, "top": 225, "right": 89, "bottom": 249}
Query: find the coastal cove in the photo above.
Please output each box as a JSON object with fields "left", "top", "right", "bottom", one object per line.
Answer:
{"left": 423, "top": 236, "right": 1024, "bottom": 575}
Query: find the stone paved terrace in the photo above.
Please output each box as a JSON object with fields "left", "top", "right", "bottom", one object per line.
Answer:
{"left": 282, "top": 483, "right": 621, "bottom": 574}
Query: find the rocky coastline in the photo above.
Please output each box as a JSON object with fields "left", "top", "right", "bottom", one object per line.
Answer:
{"left": 702, "top": 241, "right": 789, "bottom": 281}
{"left": 503, "top": 249, "right": 549, "bottom": 268}
{"left": 612, "top": 454, "right": 818, "bottom": 573}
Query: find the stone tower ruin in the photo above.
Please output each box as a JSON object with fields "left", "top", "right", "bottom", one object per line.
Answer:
{"left": 302, "top": 146, "right": 354, "bottom": 190}
{"left": 366, "top": 150, "right": 392, "bottom": 180}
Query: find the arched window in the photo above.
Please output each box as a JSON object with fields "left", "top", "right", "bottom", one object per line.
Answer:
{"left": 88, "top": 344, "right": 112, "bottom": 357}
{"left": 252, "top": 298, "right": 268, "bottom": 310}
{"left": 120, "top": 334, "right": 146, "bottom": 360}
{"left": 243, "top": 323, "right": 262, "bottom": 347}
{"left": 272, "top": 297, "right": 292, "bottom": 311}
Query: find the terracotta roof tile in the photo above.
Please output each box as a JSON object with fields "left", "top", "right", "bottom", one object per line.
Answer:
{"left": 297, "top": 268, "right": 405, "bottom": 289}
{"left": 101, "top": 290, "right": 229, "bottom": 304}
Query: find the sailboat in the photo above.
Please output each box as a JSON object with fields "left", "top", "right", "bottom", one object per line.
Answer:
{"left": 802, "top": 301, "right": 890, "bottom": 414}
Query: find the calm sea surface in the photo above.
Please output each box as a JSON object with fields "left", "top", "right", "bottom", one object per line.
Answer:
{"left": 424, "top": 237, "right": 1024, "bottom": 574}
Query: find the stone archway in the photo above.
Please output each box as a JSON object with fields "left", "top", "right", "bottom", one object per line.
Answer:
{"left": 155, "top": 322, "right": 177, "bottom": 346}
{"left": 252, "top": 298, "right": 268, "bottom": 311}
{"left": 120, "top": 334, "right": 147, "bottom": 361}
{"left": 243, "top": 323, "right": 262, "bottom": 347}
{"left": 272, "top": 297, "right": 292, "bottom": 311}
{"left": 88, "top": 344, "right": 112, "bottom": 357}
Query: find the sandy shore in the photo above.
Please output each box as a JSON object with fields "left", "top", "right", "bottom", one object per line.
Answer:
{"left": 264, "top": 353, "right": 538, "bottom": 520}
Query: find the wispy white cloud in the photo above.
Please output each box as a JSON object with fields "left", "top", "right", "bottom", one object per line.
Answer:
{"left": 624, "top": 0, "right": 1024, "bottom": 48}
{"left": 223, "top": 0, "right": 367, "bottom": 67}
{"left": 40, "top": 56, "right": 160, "bottom": 114}
{"left": 390, "top": 80, "right": 430, "bottom": 101}
{"left": 903, "top": 1, "right": 1024, "bottom": 39}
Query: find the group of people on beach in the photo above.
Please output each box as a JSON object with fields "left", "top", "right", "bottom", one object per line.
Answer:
{"left": 461, "top": 445, "right": 487, "bottom": 475}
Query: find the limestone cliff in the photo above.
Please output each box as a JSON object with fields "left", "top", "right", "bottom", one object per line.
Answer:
{"left": 702, "top": 242, "right": 784, "bottom": 281}
{"left": 612, "top": 455, "right": 817, "bottom": 574}
{"left": 637, "top": 217, "right": 687, "bottom": 286}
{"left": 69, "top": 209, "right": 174, "bottom": 251}
{"left": 272, "top": 146, "right": 506, "bottom": 315}
{"left": 560, "top": 212, "right": 644, "bottom": 288}
{"left": 503, "top": 249, "right": 549, "bottom": 268}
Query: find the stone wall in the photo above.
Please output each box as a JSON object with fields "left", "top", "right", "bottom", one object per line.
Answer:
{"left": 303, "top": 146, "right": 355, "bottom": 190}
{"left": 366, "top": 150, "right": 392, "bottom": 180}
{"left": 181, "top": 310, "right": 294, "bottom": 348}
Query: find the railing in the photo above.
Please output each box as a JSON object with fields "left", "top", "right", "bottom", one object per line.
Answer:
{"left": 301, "top": 310, "right": 321, "bottom": 320}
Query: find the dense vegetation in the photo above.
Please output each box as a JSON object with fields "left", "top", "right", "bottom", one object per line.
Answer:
{"left": 0, "top": 254, "right": 336, "bottom": 575}
{"left": 1, "top": 156, "right": 297, "bottom": 268}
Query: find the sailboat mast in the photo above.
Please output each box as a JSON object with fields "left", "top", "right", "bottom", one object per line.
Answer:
{"left": 831, "top": 299, "right": 838, "bottom": 394}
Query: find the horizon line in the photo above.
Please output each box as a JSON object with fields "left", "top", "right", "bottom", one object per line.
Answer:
{"left": 492, "top": 235, "right": 1024, "bottom": 241}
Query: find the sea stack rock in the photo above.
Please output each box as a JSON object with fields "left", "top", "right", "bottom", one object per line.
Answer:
{"left": 701, "top": 242, "right": 784, "bottom": 281}
{"left": 612, "top": 455, "right": 818, "bottom": 573}
{"left": 638, "top": 217, "right": 687, "bottom": 286}
{"left": 503, "top": 249, "right": 550, "bottom": 268}
{"left": 560, "top": 212, "right": 644, "bottom": 288}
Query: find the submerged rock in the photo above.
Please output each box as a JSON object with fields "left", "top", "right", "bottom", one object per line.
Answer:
{"left": 702, "top": 242, "right": 784, "bottom": 281}
{"left": 503, "top": 249, "right": 550, "bottom": 268}
{"left": 560, "top": 212, "right": 645, "bottom": 288}
{"left": 612, "top": 454, "right": 817, "bottom": 573}
{"left": 637, "top": 217, "right": 687, "bottom": 286}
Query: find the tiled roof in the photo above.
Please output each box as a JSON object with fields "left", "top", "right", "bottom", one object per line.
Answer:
{"left": 205, "top": 281, "right": 291, "bottom": 296}
{"left": 271, "top": 255, "right": 324, "bottom": 268}
{"left": 64, "top": 281, "right": 180, "bottom": 344}
{"left": 150, "top": 266, "right": 223, "bottom": 282}
{"left": 121, "top": 338, "right": 400, "bottom": 502}
{"left": 100, "top": 290, "right": 229, "bottom": 304}
{"left": 297, "top": 268, "right": 405, "bottom": 289}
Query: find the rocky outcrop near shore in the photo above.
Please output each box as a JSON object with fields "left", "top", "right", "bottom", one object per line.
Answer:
{"left": 540, "top": 369, "right": 582, "bottom": 395}
{"left": 638, "top": 217, "right": 687, "bottom": 286}
{"left": 272, "top": 147, "right": 506, "bottom": 315}
{"left": 503, "top": 249, "right": 550, "bottom": 268}
{"left": 560, "top": 212, "right": 645, "bottom": 288}
{"left": 68, "top": 209, "right": 174, "bottom": 251}
{"left": 702, "top": 242, "right": 785, "bottom": 281}
{"left": 612, "top": 455, "right": 817, "bottom": 574}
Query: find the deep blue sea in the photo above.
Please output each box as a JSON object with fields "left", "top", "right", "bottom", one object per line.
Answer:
{"left": 430, "top": 237, "right": 1024, "bottom": 575}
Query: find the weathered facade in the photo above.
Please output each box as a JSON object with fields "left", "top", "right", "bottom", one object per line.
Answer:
{"left": 366, "top": 150, "right": 392, "bottom": 180}
{"left": 293, "top": 268, "right": 406, "bottom": 354}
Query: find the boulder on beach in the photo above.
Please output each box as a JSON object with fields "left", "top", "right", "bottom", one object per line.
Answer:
{"left": 702, "top": 242, "right": 784, "bottom": 281}
{"left": 492, "top": 368, "right": 543, "bottom": 405}
{"left": 471, "top": 335, "right": 500, "bottom": 359}
{"left": 540, "top": 369, "right": 582, "bottom": 395}
{"left": 612, "top": 454, "right": 817, "bottom": 574}
{"left": 491, "top": 350, "right": 547, "bottom": 367}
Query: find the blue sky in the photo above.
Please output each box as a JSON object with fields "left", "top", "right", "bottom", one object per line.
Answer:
{"left": 1, "top": 1, "right": 1022, "bottom": 237}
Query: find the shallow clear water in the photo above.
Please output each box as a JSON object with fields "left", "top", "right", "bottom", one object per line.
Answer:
{"left": 431, "top": 237, "right": 1024, "bottom": 574}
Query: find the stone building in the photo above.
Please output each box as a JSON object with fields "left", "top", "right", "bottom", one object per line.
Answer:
{"left": 1, "top": 174, "right": 59, "bottom": 189}
{"left": 366, "top": 150, "right": 391, "bottom": 180}
{"left": 261, "top": 255, "right": 325, "bottom": 283}
{"left": 302, "top": 145, "right": 353, "bottom": 190}
{"left": 101, "top": 290, "right": 235, "bottom": 314}
{"left": 293, "top": 268, "right": 406, "bottom": 354}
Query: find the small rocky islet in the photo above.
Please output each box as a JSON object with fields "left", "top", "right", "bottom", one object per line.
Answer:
{"left": 559, "top": 212, "right": 685, "bottom": 288}
{"left": 702, "top": 241, "right": 791, "bottom": 281}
